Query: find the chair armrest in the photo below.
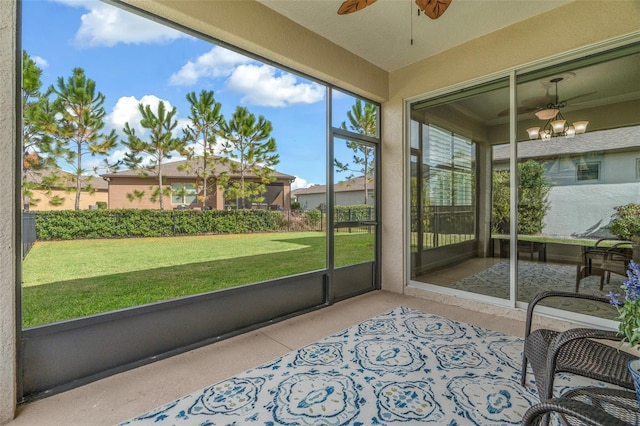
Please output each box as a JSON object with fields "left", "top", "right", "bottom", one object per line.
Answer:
{"left": 524, "top": 291, "right": 611, "bottom": 339}
{"left": 546, "top": 327, "right": 623, "bottom": 374}
{"left": 522, "top": 398, "right": 630, "bottom": 426}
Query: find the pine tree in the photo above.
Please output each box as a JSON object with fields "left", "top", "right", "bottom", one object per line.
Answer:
{"left": 220, "top": 106, "right": 279, "bottom": 209}
{"left": 51, "top": 67, "right": 117, "bottom": 210}
{"left": 182, "top": 90, "right": 226, "bottom": 210}
{"left": 334, "top": 99, "right": 377, "bottom": 205}
{"left": 122, "top": 101, "right": 186, "bottom": 210}
{"left": 21, "top": 51, "right": 64, "bottom": 208}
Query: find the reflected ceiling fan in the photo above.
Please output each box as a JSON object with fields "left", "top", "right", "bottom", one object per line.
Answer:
{"left": 338, "top": 0, "right": 452, "bottom": 19}
{"left": 497, "top": 78, "right": 597, "bottom": 118}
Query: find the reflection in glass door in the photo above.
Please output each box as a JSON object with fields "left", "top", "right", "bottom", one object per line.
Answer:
{"left": 331, "top": 135, "right": 377, "bottom": 300}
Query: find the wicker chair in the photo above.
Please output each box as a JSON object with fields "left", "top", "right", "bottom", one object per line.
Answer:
{"left": 576, "top": 238, "right": 632, "bottom": 292}
{"left": 522, "top": 387, "right": 640, "bottom": 425}
{"left": 520, "top": 291, "right": 637, "bottom": 401}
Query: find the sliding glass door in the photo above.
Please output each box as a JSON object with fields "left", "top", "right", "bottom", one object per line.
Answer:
{"left": 409, "top": 41, "right": 640, "bottom": 321}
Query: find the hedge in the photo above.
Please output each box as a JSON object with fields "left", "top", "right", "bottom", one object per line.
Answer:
{"left": 35, "top": 209, "right": 289, "bottom": 240}
{"left": 334, "top": 205, "right": 375, "bottom": 222}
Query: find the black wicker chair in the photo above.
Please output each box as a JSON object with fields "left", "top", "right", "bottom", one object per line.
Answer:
{"left": 522, "top": 387, "right": 640, "bottom": 425}
{"left": 520, "top": 291, "right": 637, "bottom": 401}
{"left": 576, "top": 238, "right": 632, "bottom": 292}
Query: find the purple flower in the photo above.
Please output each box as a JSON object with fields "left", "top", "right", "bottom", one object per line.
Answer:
{"left": 623, "top": 260, "right": 640, "bottom": 301}
{"left": 608, "top": 291, "right": 622, "bottom": 307}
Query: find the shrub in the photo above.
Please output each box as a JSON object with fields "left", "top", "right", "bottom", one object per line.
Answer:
{"left": 35, "top": 209, "right": 288, "bottom": 240}
{"left": 609, "top": 203, "right": 640, "bottom": 241}
{"left": 303, "top": 209, "right": 322, "bottom": 228}
{"left": 492, "top": 160, "right": 551, "bottom": 235}
{"left": 334, "top": 205, "right": 374, "bottom": 222}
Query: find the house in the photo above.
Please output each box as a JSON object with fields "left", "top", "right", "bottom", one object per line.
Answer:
{"left": 23, "top": 167, "right": 109, "bottom": 211}
{"left": 101, "top": 158, "right": 296, "bottom": 210}
{"left": 293, "top": 176, "right": 375, "bottom": 210}
{"left": 2, "top": 1, "right": 640, "bottom": 422}
{"left": 492, "top": 125, "right": 640, "bottom": 238}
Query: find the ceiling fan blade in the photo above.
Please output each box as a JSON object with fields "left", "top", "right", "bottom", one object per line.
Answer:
{"left": 497, "top": 106, "right": 538, "bottom": 117}
{"left": 415, "top": 0, "right": 452, "bottom": 19}
{"left": 338, "top": 0, "right": 377, "bottom": 15}
{"left": 560, "top": 91, "right": 598, "bottom": 103}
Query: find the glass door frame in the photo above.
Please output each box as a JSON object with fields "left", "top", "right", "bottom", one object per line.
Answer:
{"left": 326, "top": 88, "right": 381, "bottom": 302}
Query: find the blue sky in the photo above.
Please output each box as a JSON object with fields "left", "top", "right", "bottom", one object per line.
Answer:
{"left": 22, "top": 0, "right": 363, "bottom": 189}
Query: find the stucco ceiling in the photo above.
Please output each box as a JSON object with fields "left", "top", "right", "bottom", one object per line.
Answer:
{"left": 258, "top": 0, "right": 574, "bottom": 72}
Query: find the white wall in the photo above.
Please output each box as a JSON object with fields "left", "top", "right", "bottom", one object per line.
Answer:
{"left": 296, "top": 193, "right": 325, "bottom": 210}
{"left": 0, "top": 0, "right": 17, "bottom": 422}
{"left": 545, "top": 182, "right": 640, "bottom": 238}
{"left": 297, "top": 191, "right": 374, "bottom": 210}
{"left": 603, "top": 151, "right": 640, "bottom": 184}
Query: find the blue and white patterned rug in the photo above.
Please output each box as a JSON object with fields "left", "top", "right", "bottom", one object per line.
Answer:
{"left": 119, "top": 306, "right": 606, "bottom": 425}
{"left": 449, "top": 261, "right": 623, "bottom": 317}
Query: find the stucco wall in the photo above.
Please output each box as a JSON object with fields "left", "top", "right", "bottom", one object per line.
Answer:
{"left": 0, "top": 0, "right": 17, "bottom": 422}
{"left": 107, "top": 176, "right": 291, "bottom": 210}
{"left": 29, "top": 190, "right": 108, "bottom": 211}
{"left": 546, "top": 182, "right": 640, "bottom": 238}
{"left": 297, "top": 191, "right": 375, "bottom": 210}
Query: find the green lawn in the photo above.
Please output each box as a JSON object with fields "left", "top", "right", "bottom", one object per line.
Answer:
{"left": 22, "top": 232, "right": 374, "bottom": 328}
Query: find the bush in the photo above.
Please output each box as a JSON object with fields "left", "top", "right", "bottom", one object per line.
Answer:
{"left": 35, "top": 209, "right": 289, "bottom": 240}
{"left": 492, "top": 160, "right": 551, "bottom": 235}
{"left": 303, "top": 209, "right": 322, "bottom": 228}
{"left": 334, "top": 205, "right": 374, "bottom": 222}
{"left": 609, "top": 203, "right": 640, "bottom": 241}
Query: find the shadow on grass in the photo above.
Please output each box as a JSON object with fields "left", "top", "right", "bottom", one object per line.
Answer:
{"left": 23, "top": 233, "right": 374, "bottom": 328}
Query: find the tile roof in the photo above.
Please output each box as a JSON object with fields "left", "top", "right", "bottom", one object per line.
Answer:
{"left": 493, "top": 125, "right": 640, "bottom": 162}
{"left": 102, "top": 158, "right": 296, "bottom": 181}
{"left": 25, "top": 167, "right": 109, "bottom": 191}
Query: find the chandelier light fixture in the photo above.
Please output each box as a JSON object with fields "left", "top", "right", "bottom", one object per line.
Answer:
{"left": 526, "top": 77, "right": 589, "bottom": 141}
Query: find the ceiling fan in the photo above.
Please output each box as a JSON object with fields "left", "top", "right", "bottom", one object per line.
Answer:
{"left": 496, "top": 78, "right": 597, "bottom": 118}
{"left": 338, "top": 0, "right": 452, "bottom": 20}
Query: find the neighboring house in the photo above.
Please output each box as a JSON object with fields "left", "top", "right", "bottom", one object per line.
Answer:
{"left": 293, "top": 176, "right": 375, "bottom": 209}
{"left": 23, "top": 167, "right": 108, "bottom": 211}
{"left": 102, "top": 158, "right": 296, "bottom": 210}
{"left": 492, "top": 125, "right": 640, "bottom": 238}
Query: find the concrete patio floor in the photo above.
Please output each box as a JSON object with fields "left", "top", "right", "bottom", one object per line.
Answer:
{"left": 8, "top": 290, "right": 527, "bottom": 426}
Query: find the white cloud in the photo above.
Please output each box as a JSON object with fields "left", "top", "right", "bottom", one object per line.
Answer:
{"left": 169, "top": 46, "right": 254, "bottom": 86}
{"left": 291, "top": 177, "right": 316, "bottom": 191}
{"left": 53, "top": 0, "right": 189, "bottom": 47}
{"left": 82, "top": 147, "right": 127, "bottom": 175}
{"left": 108, "top": 95, "right": 186, "bottom": 137}
{"left": 227, "top": 64, "right": 325, "bottom": 107}
{"left": 170, "top": 47, "right": 324, "bottom": 107}
{"left": 32, "top": 55, "right": 49, "bottom": 69}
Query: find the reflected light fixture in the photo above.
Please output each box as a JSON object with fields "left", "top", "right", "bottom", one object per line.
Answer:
{"left": 526, "top": 77, "right": 588, "bottom": 141}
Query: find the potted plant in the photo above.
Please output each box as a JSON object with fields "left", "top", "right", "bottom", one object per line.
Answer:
{"left": 608, "top": 260, "right": 640, "bottom": 405}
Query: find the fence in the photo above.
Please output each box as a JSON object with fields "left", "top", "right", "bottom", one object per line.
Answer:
{"left": 412, "top": 205, "right": 475, "bottom": 249}
{"left": 22, "top": 212, "right": 36, "bottom": 258}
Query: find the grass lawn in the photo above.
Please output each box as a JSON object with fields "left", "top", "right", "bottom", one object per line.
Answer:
{"left": 22, "top": 231, "right": 374, "bottom": 328}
